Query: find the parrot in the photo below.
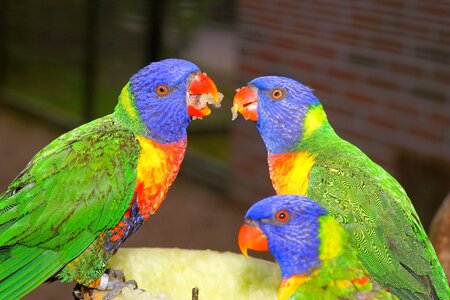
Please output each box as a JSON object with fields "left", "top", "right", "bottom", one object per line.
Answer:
{"left": 0, "top": 58, "right": 223, "bottom": 300}
{"left": 232, "top": 76, "right": 450, "bottom": 299}
{"left": 238, "top": 194, "right": 398, "bottom": 299}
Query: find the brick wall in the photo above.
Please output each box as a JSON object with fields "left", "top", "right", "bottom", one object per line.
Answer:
{"left": 230, "top": 0, "right": 450, "bottom": 225}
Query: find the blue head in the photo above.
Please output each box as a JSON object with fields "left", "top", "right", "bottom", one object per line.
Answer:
{"left": 238, "top": 194, "right": 328, "bottom": 280}
{"left": 116, "top": 58, "right": 221, "bottom": 144}
{"left": 233, "top": 76, "right": 323, "bottom": 153}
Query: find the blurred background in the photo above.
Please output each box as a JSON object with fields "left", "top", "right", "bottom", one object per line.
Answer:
{"left": 0, "top": 0, "right": 449, "bottom": 299}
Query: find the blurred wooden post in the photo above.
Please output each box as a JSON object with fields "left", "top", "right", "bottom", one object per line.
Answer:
{"left": 0, "top": 0, "right": 8, "bottom": 84}
{"left": 192, "top": 287, "right": 199, "bottom": 300}
{"left": 83, "top": 0, "right": 99, "bottom": 122}
{"left": 429, "top": 192, "right": 450, "bottom": 282}
{"left": 146, "top": 0, "right": 165, "bottom": 62}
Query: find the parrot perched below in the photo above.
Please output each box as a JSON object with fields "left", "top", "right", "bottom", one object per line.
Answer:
{"left": 232, "top": 76, "right": 449, "bottom": 299}
{"left": 238, "top": 194, "right": 397, "bottom": 300}
{"left": 0, "top": 58, "right": 222, "bottom": 300}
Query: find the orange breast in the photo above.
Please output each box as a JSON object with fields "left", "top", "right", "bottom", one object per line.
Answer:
{"left": 134, "top": 136, "right": 186, "bottom": 219}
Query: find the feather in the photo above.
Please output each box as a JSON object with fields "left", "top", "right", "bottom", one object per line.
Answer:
{"left": 234, "top": 76, "right": 449, "bottom": 299}
{"left": 0, "top": 59, "right": 220, "bottom": 298}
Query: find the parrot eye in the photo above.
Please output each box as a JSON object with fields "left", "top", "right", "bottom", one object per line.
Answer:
{"left": 156, "top": 84, "right": 169, "bottom": 96}
{"left": 275, "top": 209, "right": 290, "bottom": 223}
{"left": 271, "top": 89, "right": 284, "bottom": 100}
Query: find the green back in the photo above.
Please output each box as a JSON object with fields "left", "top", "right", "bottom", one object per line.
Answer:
{"left": 300, "top": 123, "right": 449, "bottom": 299}
{"left": 0, "top": 113, "right": 140, "bottom": 299}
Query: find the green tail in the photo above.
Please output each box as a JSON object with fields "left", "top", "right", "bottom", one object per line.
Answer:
{"left": 0, "top": 245, "right": 62, "bottom": 300}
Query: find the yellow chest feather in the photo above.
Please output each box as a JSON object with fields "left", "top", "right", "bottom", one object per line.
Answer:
{"left": 268, "top": 151, "right": 316, "bottom": 195}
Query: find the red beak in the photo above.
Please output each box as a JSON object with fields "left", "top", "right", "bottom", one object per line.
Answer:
{"left": 238, "top": 223, "right": 269, "bottom": 256}
{"left": 187, "top": 72, "right": 221, "bottom": 118}
{"left": 232, "top": 86, "right": 258, "bottom": 121}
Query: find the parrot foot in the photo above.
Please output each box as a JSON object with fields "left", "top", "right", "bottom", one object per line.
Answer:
{"left": 96, "top": 269, "right": 126, "bottom": 290}
{"left": 102, "top": 280, "right": 137, "bottom": 300}
{"left": 101, "top": 279, "right": 138, "bottom": 300}
{"left": 99, "top": 269, "right": 138, "bottom": 300}
{"left": 72, "top": 269, "right": 139, "bottom": 300}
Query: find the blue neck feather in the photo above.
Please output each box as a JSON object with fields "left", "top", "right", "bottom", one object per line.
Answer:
{"left": 264, "top": 219, "right": 322, "bottom": 279}
{"left": 132, "top": 85, "right": 190, "bottom": 144}
{"left": 247, "top": 195, "right": 327, "bottom": 280}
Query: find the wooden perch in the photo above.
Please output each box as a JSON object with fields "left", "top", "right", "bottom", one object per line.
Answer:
{"left": 429, "top": 192, "right": 450, "bottom": 282}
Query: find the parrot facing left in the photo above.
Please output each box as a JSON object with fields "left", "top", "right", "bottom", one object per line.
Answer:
{"left": 238, "top": 194, "right": 397, "bottom": 300}
{"left": 0, "top": 58, "right": 222, "bottom": 299}
{"left": 232, "top": 76, "right": 449, "bottom": 299}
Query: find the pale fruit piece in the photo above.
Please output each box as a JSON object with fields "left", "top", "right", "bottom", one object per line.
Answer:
{"left": 95, "top": 248, "right": 279, "bottom": 300}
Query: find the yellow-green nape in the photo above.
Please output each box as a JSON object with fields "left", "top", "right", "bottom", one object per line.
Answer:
{"left": 318, "top": 214, "right": 346, "bottom": 262}
{"left": 115, "top": 82, "right": 144, "bottom": 134}
{"left": 303, "top": 105, "right": 327, "bottom": 139}
{"left": 119, "top": 82, "right": 138, "bottom": 119}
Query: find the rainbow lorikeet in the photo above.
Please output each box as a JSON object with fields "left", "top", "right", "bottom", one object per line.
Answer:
{"left": 233, "top": 76, "right": 449, "bottom": 299}
{"left": 0, "top": 58, "right": 222, "bottom": 299}
{"left": 238, "top": 194, "right": 397, "bottom": 299}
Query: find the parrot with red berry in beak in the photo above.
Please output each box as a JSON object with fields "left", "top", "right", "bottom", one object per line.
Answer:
{"left": 0, "top": 58, "right": 222, "bottom": 299}
{"left": 239, "top": 194, "right": 397, "bottom": 299}
{"left": 233, "top": 76, "right": 449, "bottom": 299}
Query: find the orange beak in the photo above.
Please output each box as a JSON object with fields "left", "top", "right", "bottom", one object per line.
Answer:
{"left": 232, "top": 86, "right": 258, "bottom": 121}
{"left": 187, "top": 72, "right": 222, "bottom": 118}
{"left": 238, "top": 223, "right": 269, "bottom": 256}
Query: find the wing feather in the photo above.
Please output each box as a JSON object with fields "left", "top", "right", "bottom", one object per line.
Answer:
{"left": 307, "top": 139, "right": 446, "bottom": 298}
{"left": 0, "top": 114, "right": 140, "bottom": 299}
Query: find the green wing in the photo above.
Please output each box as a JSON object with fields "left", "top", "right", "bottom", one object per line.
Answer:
{"left": 307, "top": 138, "right": 449, "bottom": 299}
{"left": 0, "top": 114, "right": 140, "bottom": 299}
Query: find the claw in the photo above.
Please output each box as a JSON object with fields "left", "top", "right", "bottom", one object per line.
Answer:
{"left": 75, "top": 269, "right": 140, "bottom": 300}
{"left": 102, "top": 280, "right": 137, "bottom": 300}
{"left": 105, "top": 269, "right": 126, "bottom": 287}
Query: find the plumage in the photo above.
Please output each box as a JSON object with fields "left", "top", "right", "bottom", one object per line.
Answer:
{"left": 0, "top": 58, "right": 222, "bottom": 299}
{"left": 239, "top": 194, "right": 397, "bottom": 299}
{"left": 233, "top": 76, "right": 449, "bottom": 299}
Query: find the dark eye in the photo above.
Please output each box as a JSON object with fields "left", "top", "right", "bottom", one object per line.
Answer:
{"left": 156, "top": 84, "right": 169, "bottom": 96}
{"left": 272, "top": 89, "right": 284, "bottom": 99}
{"left": 275, "top": 209, "right": 290, "bottom": 223}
